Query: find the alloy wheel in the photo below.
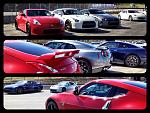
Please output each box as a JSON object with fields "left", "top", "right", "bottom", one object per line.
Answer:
{"left": 125, "top": 55, "right": 140, "bottom": 67}
{"left": 78, "top": 59, "right": 92, "bottom": 73}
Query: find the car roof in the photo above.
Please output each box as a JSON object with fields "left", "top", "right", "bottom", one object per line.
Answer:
{"left": 25, "top": 9, "right": 48, "bottom": 10}
{"left": 90, "top": 79, "right": 146, "bottom": 95}
{"left": 54, "top": 8, "right": 77, "bottom": 10}
{"left": 101, "top": 41, "right": 141, "bottom": 47}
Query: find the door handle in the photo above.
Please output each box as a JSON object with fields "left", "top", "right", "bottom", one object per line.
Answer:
{"left": 102, "top": 100, "right": 111, "bottom": 110}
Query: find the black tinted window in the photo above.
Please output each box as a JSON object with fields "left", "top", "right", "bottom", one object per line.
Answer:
{"left": 64, "top": 44, "right": 76, "bottom": 49}
{"left": 27, "top": 10, "right": 51, "bottom": 16}
{"left": 4, "top": 41, "right": 54, "bottom": 56}
{"left": 79, "top": 83, "right": 113, "bottom": 97}
{"left": 46, "top": 42, "right": 63, "bottom": 49}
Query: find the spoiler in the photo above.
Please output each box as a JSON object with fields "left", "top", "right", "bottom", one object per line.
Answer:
{"left": 37, "top": 50, "right": 79, "bottom": 61}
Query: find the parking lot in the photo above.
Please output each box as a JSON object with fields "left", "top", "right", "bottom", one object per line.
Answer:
{"left": 3, "top": 20, "right": 146, "bottom": 36}
{"left": 103, "top": 65, "right": 146, "bottom": 74}
{"left": 3, "top": 90, "right": 51, "bottom": 109}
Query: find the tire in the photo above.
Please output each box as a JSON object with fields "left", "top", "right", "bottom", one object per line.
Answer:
{"left": 15, "top": 21, "right": 19, "bottom": 30}
{"left": 124, "top": 54, "right": 140, "bottom": 67}
{"left": 78, "top": 59, "right": 92, "bottom": 73}
{"left": 129, "top": 16, "right": 133, "bottom": 21}
{"left": 17, "top": 88, "right": 23, "bottom": 94}
{"left": 118, "top": 15, "right": 121, "bottom": 20}
{"left": 65, "top": 20, "right": 72, "bottom": 31}
{"left": 46, "top": 100, "right": 58, "bottom": 110}
{"left": 62, "top": 87, "right": 66, "bottom": 92}
{"left": 26, "top": 22, "right": 31, "bottom": 36}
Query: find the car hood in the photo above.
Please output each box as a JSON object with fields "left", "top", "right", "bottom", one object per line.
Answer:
{"left": 130, "top": 13, "right": 146, "bottom": 17}
{"left": 93, "top": 14, "right": 118, "bottom": 19}
{"left": 27, "top": 16, "right": 61, "bottom": 24}
{"left": 4, "top": 84, "right": 18, "bottom": 88}
{"left": 64, "top": 15, "right": 95, "bottom": 21}
{"left": 50, "top": 85, "right": 61, "bottom": 88}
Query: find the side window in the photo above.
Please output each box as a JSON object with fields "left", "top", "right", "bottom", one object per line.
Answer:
{"left": 46, "top": 42, "right": 63, "bottom": 49}
{"left": 118, "top": 43, "right": 128, "bottom": 48}
{"left": 23, "top": 10, "right": 26, "bottom": 15}
{"left": 57, "top": 43, "right": 66, "bottom": 49}
{"left": 46, "top": 42, "right": 57, "bottom": 49}
{"left": 79, "top": 83, "right": 113, "bottom": 97}
{"left": 106, "top": 42, "right": 119, "bottom": 48}
{"left": 64, "top": 44, "right": 76, "bottom": 49}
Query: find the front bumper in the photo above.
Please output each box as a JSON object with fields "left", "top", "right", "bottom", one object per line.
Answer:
{"left": 71, "top": 21, "right": 98, "bottom": 29}
{"left": 99, "top": 20, "right": 120, "bottom": 27}
{"left": 132, "top": 16, "right": 147, "bottom": 21}
{"left": 31, "top": 24, "right": 64, "bottom": 35}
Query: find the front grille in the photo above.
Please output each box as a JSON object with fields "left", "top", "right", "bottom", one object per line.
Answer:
{"left": 82, "top": 21, "right": 96, "bottom": 28}
{"left": 43, "top": 29, "right": 61, "bottom": 34}
{"left": 107, "top": 21, "right": 120, "bottom": 25}
{"left": 137, "top": 17, "right": 146, "bottom": 20}
{"left": 50, "top": 89, "right": 57, "bottom": 92}
{"left": 45, "top": 23, "right": 61, "bottom": 28}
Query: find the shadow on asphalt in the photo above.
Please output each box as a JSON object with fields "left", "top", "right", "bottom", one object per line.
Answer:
{"left": 111, "top": 63, "right": 147, "bottom": 69}
{"left": 4, "top": 90, "right": 43, "bottom": 95}
{"left": 100, "top": 25, "right": 131, "bottom": 29}
{"left": 69, "top": 29, "right": 110, "bottom": 34}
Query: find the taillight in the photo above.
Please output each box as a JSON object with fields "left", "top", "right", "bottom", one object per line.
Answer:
{"left": 101, "top": 50, "right": 105, "bottom": 56}
{"left": 27, "top": 62, "right": 58, "bottom": 73}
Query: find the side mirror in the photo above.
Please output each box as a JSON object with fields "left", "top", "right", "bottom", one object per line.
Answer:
{"left": 20, "top": 13, "right": 25, "bottom": 16}
{"left": 58, "top": 13, "right": 62, "bottom": 16}
{"left": 73, "top": 86, "right": 79, "bottom": 95}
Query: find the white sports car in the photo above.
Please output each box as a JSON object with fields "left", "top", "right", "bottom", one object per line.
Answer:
{"left": 118, "top": 9, "right": 146, "bottom": 21}
{"left": 52, "top": 8, "right": 98, "bottom": 31}
{"left": 50, "top": 81, "right": 77, "bottom": 93}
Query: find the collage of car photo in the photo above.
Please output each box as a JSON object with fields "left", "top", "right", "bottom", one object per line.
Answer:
{"left": 2, "top": 2, "right": 148, "bottom": 111}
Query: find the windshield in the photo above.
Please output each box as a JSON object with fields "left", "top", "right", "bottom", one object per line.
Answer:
{"left": 4, "top": 41, "right": 54, "bottom": 56}
{"left": 27, "top": 10, "right": 51, "bottom": 16}
{"left": 57, "top": 81, "right": 68, "bottom": 86}
{"left": 128, "top": 10, "right": 139, "bottom": 13}
{"left": 63, "top": 9, "right": 81, "bottom": 15}
{"left": 15, "top": 81, "right": 27, "bottom": 85}
{"left": 89, "top": 9, "right": 106, "bottom": 14}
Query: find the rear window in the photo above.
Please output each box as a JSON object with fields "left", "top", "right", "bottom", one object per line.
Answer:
{"left": 124, "top": 81, "right": 146, "bottom": 89}
{"left": 4, "top": 41, "right": 54, "bottom": 56}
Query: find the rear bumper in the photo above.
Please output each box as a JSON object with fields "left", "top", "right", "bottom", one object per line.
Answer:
{"left": 4, "top": 88, "right": 17, "bottom": 93}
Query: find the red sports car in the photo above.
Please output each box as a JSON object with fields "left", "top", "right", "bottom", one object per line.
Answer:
{"left": 15, "top": 9, "right": 64, "bottom": 35}
{"left": 4, "top": 40, "right": 81, "bottom": 73}
{"left": 45, "top": 79, "right": 146, "bottom": 110}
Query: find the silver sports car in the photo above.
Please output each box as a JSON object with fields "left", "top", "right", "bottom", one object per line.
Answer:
{"left": 50, "top": 81, "right": 77, "bottom": 93}
{"left": 44, "top": 40, "right": 112, "bottom": 73}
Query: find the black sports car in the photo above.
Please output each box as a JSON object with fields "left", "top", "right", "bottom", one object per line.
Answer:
{"left": 4, "top": 80, "right": 43, "bottom": 94}
{"left": 98, "top": 41, "right": 147, "bottom": 67}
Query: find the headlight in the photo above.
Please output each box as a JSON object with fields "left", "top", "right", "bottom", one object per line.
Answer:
{"left": 94, "top": 17, "right": 99, "bottom": 21}
{"left": 72, "top": 18, "right": 79, "bottom": 22}
{"left": 60, "top": 20, "right": 64, "bottom": 25}
{"left": 33, "top": 19, "right": 41, "bottom": 25}
{"left": 102, "top": 18, "right": 107, "bottom": 21}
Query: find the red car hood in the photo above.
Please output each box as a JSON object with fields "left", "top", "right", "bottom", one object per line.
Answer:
{"left": 27, "top": 16, "right": 60, "bottom": 24}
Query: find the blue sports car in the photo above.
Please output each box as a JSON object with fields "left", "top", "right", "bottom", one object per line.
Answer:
{"left": 99, "top": 41, "right": 147, "bottom": 67}
{"left": 4, "top": 80, "right": 43, "bottom": 94}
